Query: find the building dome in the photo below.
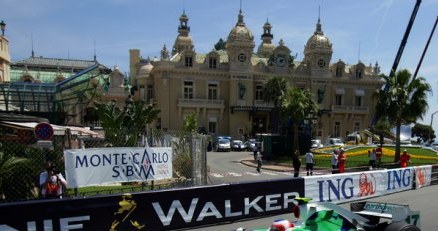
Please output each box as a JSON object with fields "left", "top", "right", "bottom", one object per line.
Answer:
{"left": 227, "top": 10, "right": 254, "bottom": 43}
{"left": 304, "top": 19, "right": 332, "bottom": 56}
{"left": 138, "top": 60, "right": 153, "bottom": 77}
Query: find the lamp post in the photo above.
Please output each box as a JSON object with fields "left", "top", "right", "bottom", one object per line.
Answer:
{"left": 428, "top": 110, "right": 438, "bottom": 143}
{"left": 0, "top": 20, "right": 6, "bottom": 36}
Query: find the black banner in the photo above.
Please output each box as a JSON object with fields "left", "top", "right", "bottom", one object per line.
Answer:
{"left": 0, "top": 178, "right": 304, "bottom": 230}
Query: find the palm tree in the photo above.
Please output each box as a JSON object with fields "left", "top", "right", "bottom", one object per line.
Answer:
{"left": 263, "top": 76, "right": 287, "bottom": 133}
{"left": 94, "top": 97, "right": 160, "bottom": 147}
{"left": 375, "top": 69, "right": 431, "bottom": 161}
{"left": 0, "top": 151, "right": 34, "bottom": 201}
{"left": 281, "top": 87, "right": 318, "bottom": 150}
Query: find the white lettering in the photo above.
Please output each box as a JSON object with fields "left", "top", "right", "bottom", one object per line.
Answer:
{"left": 152, "top": 198, "right": 198, "bottom": 226}
{"left": 265, "top": 194, "right": 281, "bottom": 211}
{"left": 225, "top": 200, "right": 242, "bottom": 217}
{"left": 244, "top": 196, "right": 263, "bottom": 214}
{"left": 60, "top": 216, "right": 90, "bottom": 231}
{"left": 196, "top": 202, "right": 223, "bottom": 221}
{"left": 283, "top": 192, "right": 299, "bottom": 208}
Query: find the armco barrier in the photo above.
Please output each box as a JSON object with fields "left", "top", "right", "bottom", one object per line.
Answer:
{"left": 0, "top": 178, "right": 304, "bottom": 231}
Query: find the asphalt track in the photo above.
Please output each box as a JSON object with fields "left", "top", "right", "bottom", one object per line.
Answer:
{"left": 185, "top": 184, "right": 437, "bottom": 231}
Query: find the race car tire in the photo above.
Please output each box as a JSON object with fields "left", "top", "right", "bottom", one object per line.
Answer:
{"left": 383, "top": 222, "right": 420, "bottom": 231}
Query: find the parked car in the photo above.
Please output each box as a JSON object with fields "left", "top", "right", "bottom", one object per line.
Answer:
{"left": 245, "top": 139, "right": 257, "bottom": 151}
{"left": 311, "top": 139, "right": 324, "bottom": 148}
{"left": 326, "top": 138, "right": 345, "bottom": 147}
{"left": 231, "top": 140, "right": 246, "bottom": 151}
{"left": 217, "top": 139, "right": 231, "bottom": 152}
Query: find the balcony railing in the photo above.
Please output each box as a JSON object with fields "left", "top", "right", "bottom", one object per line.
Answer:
{"left": 331, "top": 105, "right": 369, "bottom": 114}
{"left": 254, "top": 100, "right": 274, "bottom": 108}
{"left": 178, "top": 98, "right": 225, "bottom": 109}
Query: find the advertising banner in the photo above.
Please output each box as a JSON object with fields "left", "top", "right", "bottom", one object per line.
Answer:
{"left": 64, "top": 147, "right": 172, "bottom": 188}
{"left": 413, "top": 165, "right": 432, "bottom": 189}
{"left": 0, "top": 178, "right": 305, "bottom": 231}
{"left": 305, "top": 168, "right": 414, "bottom": 203}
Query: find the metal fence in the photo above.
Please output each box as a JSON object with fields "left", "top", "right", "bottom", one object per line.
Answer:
{"left": 0, "top": 126, "right": 208, "bottom": 203}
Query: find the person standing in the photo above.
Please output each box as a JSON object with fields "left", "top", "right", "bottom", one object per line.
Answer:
{"left": 399, "top": 149, "right": 411, "bottom": 168}
{"left": 304, "top": 150, "right": 314, "bottom": 176}
{"left": 369, "top": 149, "right": 377, "bottom": 169}
{"left": 39, "top": 160, "right": 68, "bottom": 199}
{"left": 375, "top": 146, "right": 383, "bottom": 168}
{"left": 292, "top": 149, "right": 302, "bottom": 177}
{"left": 331, "top": 149, "right": 339, "bottom": 174}
{"left": 338, "top": 148, "right": 347, "bottom": 173}
{"left": 255, "top": 149, "right": 263, "bottom": 173}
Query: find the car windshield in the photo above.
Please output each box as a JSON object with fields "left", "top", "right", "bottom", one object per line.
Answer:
{"left": 233, "top": 141, "right": 242, "bottom": 144}
{"left": 219, "top": 139, "right": 229, "bottom": 144}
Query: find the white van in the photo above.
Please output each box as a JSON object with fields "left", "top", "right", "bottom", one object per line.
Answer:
{"left": 326, "top": 138, "right": 345, "bottom": 147}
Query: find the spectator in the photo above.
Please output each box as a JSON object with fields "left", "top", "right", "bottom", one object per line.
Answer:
{"left": 375, "top": 146, "right": 383, "bottom": 168}
{"left": 369, "top": 149, "right": 377, "bottom": 169}
{"left": 399, "top": 149, "right": 411, "bottom": 168}
{"left": 39, "top": 160, "right": 68, "bottom": 199}
{"left": 292, "top": 149, "right": 302, "bottom": 177}
{"left": 338, "top": 148, "right": 347, "bottom": 173}
{"left": 255, "top": 148, "right": 263, "bottom": 173}
{"left": 305, "top": 150, "right": 314, "bottom": 176}
{"left": 331, "top": 149, "right": 339, "bottom": 174}
{"left": 253, "top": 144, "right": 258, "bottom": 160}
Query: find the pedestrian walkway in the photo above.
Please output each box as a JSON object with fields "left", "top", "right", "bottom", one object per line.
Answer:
{"left": 239, "top": 157, "right": 331, "bottom": 175}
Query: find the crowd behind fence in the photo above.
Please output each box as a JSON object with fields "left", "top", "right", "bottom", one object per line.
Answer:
{"left": 0, "top": 126, "right": 208, "bottom": 203}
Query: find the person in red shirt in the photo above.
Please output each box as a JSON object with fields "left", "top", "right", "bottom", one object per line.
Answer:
{"left": 338, "top": 148, "right": 347, "bottom": 173}
{"left": 399, "top": 149, "right": 411, "bottom": 168}
{"left": 375, "top": 146, "right": 383, "bottom": 168}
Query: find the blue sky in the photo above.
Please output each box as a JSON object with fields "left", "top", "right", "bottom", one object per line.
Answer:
{"left": 1, "top": 0, "right": 437, "bottom": 130}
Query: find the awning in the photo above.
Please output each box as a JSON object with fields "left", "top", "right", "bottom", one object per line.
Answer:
{"left": 0, "top": 121, "right": 102, "bottom": 137}
{"left": 355, "top": 89, "right": 365, "bottom": 96}
{"left": 335, "top": 88, "right": 345, "bottom": 95}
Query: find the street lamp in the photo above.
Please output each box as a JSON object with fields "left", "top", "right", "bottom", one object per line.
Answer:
{"left": 428, "top": 110, "right": 438, "bottom": 143}
{"left": 0, "top": 20, "right": 6, "bottom": 36}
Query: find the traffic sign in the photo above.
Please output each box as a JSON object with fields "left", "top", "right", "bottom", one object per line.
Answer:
{"left": 34, "top": 122, "right": 54, "bottom": 140}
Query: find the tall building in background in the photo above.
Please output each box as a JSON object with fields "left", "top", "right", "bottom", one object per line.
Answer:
{"left": 0, "top": 20, "right": 10, "bottom": 83}
{"left": 129, "top": 9, "right": 384, "bottom": 140}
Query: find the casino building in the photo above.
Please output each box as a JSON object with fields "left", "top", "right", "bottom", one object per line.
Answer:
{"left": 129, "top": 9, "right": 385, "bottom": 140}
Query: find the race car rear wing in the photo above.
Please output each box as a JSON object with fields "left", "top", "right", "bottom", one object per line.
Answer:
{"left": 350, "top": 201, "right": 420, "bottom": 228}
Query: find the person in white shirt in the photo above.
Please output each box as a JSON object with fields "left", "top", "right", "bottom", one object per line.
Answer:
{"left": 331, "top": 149, "right": 339, "bottom": 174}
{"left": 305, "top": 150, "right": 314, "bottom": 176}
{"left": 255, "top": 149, "right": 263, "bottom": 173}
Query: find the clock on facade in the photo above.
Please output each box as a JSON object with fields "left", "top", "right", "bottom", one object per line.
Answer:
{"left": 276, "top": 55, "right": 286, "bottom": 67}
{"left": 238, "top": 53, "right": 246, "bottom": 62}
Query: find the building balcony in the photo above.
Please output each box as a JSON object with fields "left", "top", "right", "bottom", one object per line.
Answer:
{"left": 254, "top": 100, "right": 274, "bottom": 108}
{"left": 331, "top": 105, "right": 369, "bottom": 114}
{"left": 178, "top": 98, "right": 225, "bottom": 109}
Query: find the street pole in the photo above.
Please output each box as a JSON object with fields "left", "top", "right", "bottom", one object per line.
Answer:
{"left": 428, "top": 110, "right": 438, "bottom": 143}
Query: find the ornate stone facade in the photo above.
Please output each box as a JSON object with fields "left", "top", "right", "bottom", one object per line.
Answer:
{"left": 130, "top": 10, "right": 384, "bottom": 140}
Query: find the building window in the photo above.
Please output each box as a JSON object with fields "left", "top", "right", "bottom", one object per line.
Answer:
{"left": 184, "top": 81, "right": 194, "bottom": 99}
{"left": 334, "top": 121, "right": 341, "bottom": 137}
{"left": 209, "top": 58, "right": 217, "bottom": 69}
{"left": 208, "top": 83, "right": 218, "bottom": 100}
{"left": 336, "top": 66, "right": 343, "bottom": 77}
{"left": 318, "top": 58, "right": 326, "bottom": 68}
{"left": 209, "top": 121, "right": 216, "bottom": 134}
{"left": 335, "top": 95, "right": 342, "bottom": 105}
{"left": 147, "top": 85, "right": 154, "bottom": 103}
{"left": 185, "top": 56, "right": 193, "bottom": 67}
{"left": 140, "top": 85, "right": 145, "bottom": 100}
{"left": 255, "top": 85, "right": 264, "bottom": 100}
{"left": 355, "top": 96, "right": 362, "bottom": 106}
{"left": 356, "top": 69, "right": 362, "bottom": 78}
{"left": 354, "top": 122, "right": 360, "bottom": 132}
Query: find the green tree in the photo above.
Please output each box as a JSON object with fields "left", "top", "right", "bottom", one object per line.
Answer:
{"left": 281, "top": 87, "right": 318, "bottom": 150}
{"left": 375, "top": 69, "right": 431, "bottom": 161}
{"left": 412, "top": 123, "right": 435, "bottom": 143}
{"left": 264, "top": 76, "right": 288, "bottom": 133}
{"left": 214, "top": 38, "right": 226, "bottom": 50}
{"left": 94, "top": 97, "right": 160, "bottom": 147}
{"left": 0, "top": 151, "right": 35, "bottom": 201}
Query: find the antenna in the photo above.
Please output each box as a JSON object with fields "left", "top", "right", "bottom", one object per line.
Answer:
{"left": 240, "top": 0, "right": 242, "bottom": 11}
{"left": 318, "top": 5, "right": 321, "bottom": 21}
{"left": 31, "top": 33, "right": 34, "bottom": 57}
{"left": 93, "top": 39, "right": 97, "bottom": 61}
